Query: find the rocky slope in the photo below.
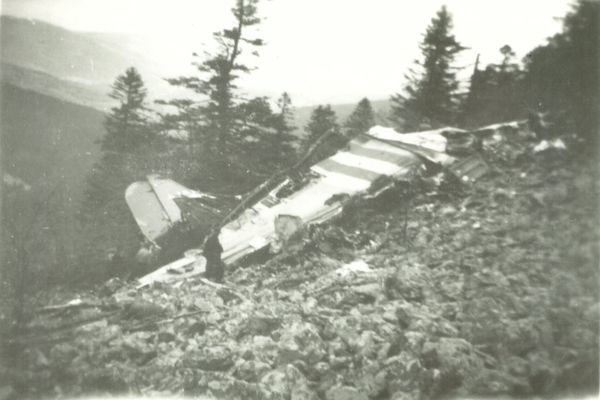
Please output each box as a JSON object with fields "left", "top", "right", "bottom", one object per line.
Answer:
{"left": 1, "top": 128, "right": 598, "bottom": 400}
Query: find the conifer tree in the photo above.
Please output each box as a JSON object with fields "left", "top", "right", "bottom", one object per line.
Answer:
{"left": 303, "top": 105, "right": 343, "bottom": 161}
{"left": 102, "top": 67, "right": 150, "bottom": 152}
{"left": 345, "top": 98, "right": 375, "bottom": 137}
{"left": 275, "top": 92, "right": 296, "bottom": 137}
{"left": 167, "top": 0, "right": 264, "bottom": 150}
{"left": 461, "top": 47, "right": 524, "bottom": 127}
{"left": 523, "top": 0, "right": 598, "bottom": 150}
{"left": 271, "top": 92, "right": 297, "bottom": 165}
{"left": 236, "top": 95, "right": 297, "bottom": 176}
{"left": 305, "top": 105, "right": 340, "bottom": 142}
{"left": 460, "top": 54, "right": 484, "bottom": 126}
{"left": 86, "top": 67, "right": 151, "bottom": 211}
{"left": 160, "top": 0, "right": 274, "bottom": 193}
{"left": 79, "top": 67, "right": 152, "bottom": 274}
{"left": 390, "top": 6, "right": 465, "bottom": 130}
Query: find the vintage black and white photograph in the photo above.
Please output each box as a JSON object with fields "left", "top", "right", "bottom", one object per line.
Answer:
{"left": 0, "top": 0, "right": 598, "bottom": 399}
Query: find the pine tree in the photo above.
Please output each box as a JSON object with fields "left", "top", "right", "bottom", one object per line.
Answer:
{"left": 79, "top": 68, "right": 153, "bottom": 275}
{"left": 303, "top": 105, "right": 343, "bottom": 161}
{"left": 460, "top": 54, "right": 484, "bottom": 126}
{"left": 345, "top": 98, "right": 375, "bottom": 137}
{"left": 275, "top": 92, "right": 296, "bottom": 137}
{"left": 390, "top": 6, "right": 465, "bottom": 130}
{"left": 270, "top": 92, "right": 297, "bottom": 165}
{"left": 461, "top": 47, "right": 524, "bottom": 127}
{"left": 235, "top": 95, "right": 297, "bottom": 176}
{"left": 159, "top": 0, "right": 272, "bottom": 193}
{"left": 167, "top": 0, "right": 264, "bottom": 150}
{"left": 102, "top": 67, "right": 150, "bottom": 152}
{"left": 523, "top": 0, "right": 598, "bottom": 150}
{"left": 86, "top": 67, "right": 151, "bottom": 212}
{"left": 494, "top": 45, "right": 523, "bottom": 121}
{"left": 305, "top": 105, "right": 340, "bottom": 142}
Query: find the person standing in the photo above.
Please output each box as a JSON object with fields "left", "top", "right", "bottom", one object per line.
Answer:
{"left": 203, "top": 230, "right": 224, "bottom": 282}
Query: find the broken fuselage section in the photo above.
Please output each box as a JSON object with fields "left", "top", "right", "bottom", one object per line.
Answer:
{"left": 126, "top": 123, "right": 524, "bottom": 287}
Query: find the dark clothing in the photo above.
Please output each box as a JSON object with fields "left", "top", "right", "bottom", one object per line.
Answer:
{"left": 204, "top": 232, "right": 224, "bottom": 282}
{"left": 528, "top": 110, "right": 549, "bottom": 139}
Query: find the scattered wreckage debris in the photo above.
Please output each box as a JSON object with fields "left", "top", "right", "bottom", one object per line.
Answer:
{"left": 126, "top": 121, "right": 536, "bottom": 287}
{"left": 447, "top": 155, "right": 490, "bottom": 183}
{"left": 6, "top": 120, "right": 599, "bottom": 399}
{"left": 533, "top": 138, "right": 567, "bottom": 153}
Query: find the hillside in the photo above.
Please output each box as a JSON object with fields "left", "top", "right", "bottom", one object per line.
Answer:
{"left": 4, "top": 125, "right": 598, "bottom": 399}
{"left": 0, "top": 62, "right": 111, "bottom": 110}
{"left": 0, "top": 16, "right": 142, "bottom": 86}
{"left": 0, "top": 16, "right": 180, "bottom": 110}
{"left": 0, "top": 82, "right": 104, "bottom": 195}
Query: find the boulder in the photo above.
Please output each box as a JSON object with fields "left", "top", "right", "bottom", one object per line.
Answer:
{"left": 355, "top": 330, "right": 380, "bottom": 360}
{"left": 185, "top": 320, "right": 207, "bottom": 336}
{"left": 385, "top": 351, "right": 425, "bottom": 394}
{"left": 278, "top": 322, "right": 326, "bottom": 364}
{"left": 261, "top": 368, "right": 289, "bottom": 396}
{"left": 383, "top": 265, "right": 429, "bottom": 302}
{"left": 260, "top": 365, "right": 319, "bottom": 400}
{"left": 183, "top": 345, "right": 234, "bottom": 371}
{"left": 404, "top": 331, "right": 426, "bottom": 354}
{"left": 233, "top": 359, "right": 271, "bottom": 382}
{"left": 187, "top": 370, "right": 279, "bottom": 400}
{"left": 326, "top": 385, "right": 368, "bottom": 400}
{"left": 248, "top": 335, "right": 280, "bottom": 364}
{"left": 357, "top": 361, "right": 387, "bottom": 398}
{"left": 421, "top": 338, "right": 483, "bottom": 394}
{"left": 421, "top": 338, "right": 481, "bottom": 373}
{"left": 286, "top": 364, "right": 319, "bottom": 400}
{"left": 236, "top": 312, "right": 282, "bottom": 339}
{"left": 330, "top": 356, "right": 352, "bottom": 370}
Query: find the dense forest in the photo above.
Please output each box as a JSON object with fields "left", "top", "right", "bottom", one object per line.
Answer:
{"left": 0, "top": 1, "right": 598, "bottom": 399}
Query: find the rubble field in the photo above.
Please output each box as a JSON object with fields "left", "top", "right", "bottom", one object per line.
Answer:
{"left": 2, "top": 131, "right": 599, "bottom": 400}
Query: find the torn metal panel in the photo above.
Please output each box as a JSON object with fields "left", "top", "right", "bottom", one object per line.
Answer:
{"left": 126, "top": 175, "right": 221, "bottom": 243}
{"left": 367, "top": 126, "right": 456, "bottom": 165}
{"left": 533, "top": 138, "right": 566, "bottom": 153}
{"left": 125, "top": 180, "right": 172, "bottom": 242}
{"left": 448, "top": 155, "right": 490, "bottom": 183}
{"left": 444, "top": 120, "right": 529, "bottom": 155}
{"left": 137, "top": 250, "right": 206, "bottom": 288}
{"left": 474, "top": 120, "right": 526, "bottom": 134}
{"left": 215, "top": 128, "right": 431, "bottom": 264}
{"left": 145, "top": 174, "right": 209, "bottom": 224}
{"left": 368, "top": 126, "right": 461, "bottom": 153}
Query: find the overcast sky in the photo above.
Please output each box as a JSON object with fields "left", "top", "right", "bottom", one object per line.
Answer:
{"left": 1, "top": 0, "right": 573, "bottom": 106}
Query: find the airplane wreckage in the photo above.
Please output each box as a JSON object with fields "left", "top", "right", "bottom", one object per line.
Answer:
{"left": 126, "top": 122, "right": 528, "bottom": 287}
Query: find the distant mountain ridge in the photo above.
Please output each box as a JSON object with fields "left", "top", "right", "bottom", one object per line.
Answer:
{"left": 1, "top": 16, "right": 144, "bottom": 84}
{"left": 0, "top": 16, "right": 402, "bottom": 126}
{"left": 1, "top": 16, "right": 399, "bottom": 121}
{"left": 291, "top": 99, "right": 393, "bottom": 137}
{"left": 0, "top": 15, "right": 180, "bottom": 110}
{"left": 1, "top": 62, "right": 112, "bottom": 109}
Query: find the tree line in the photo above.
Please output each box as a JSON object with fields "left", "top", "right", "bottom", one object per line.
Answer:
{"left": 390, "top": 1, "right": 598, "bottom": 153}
